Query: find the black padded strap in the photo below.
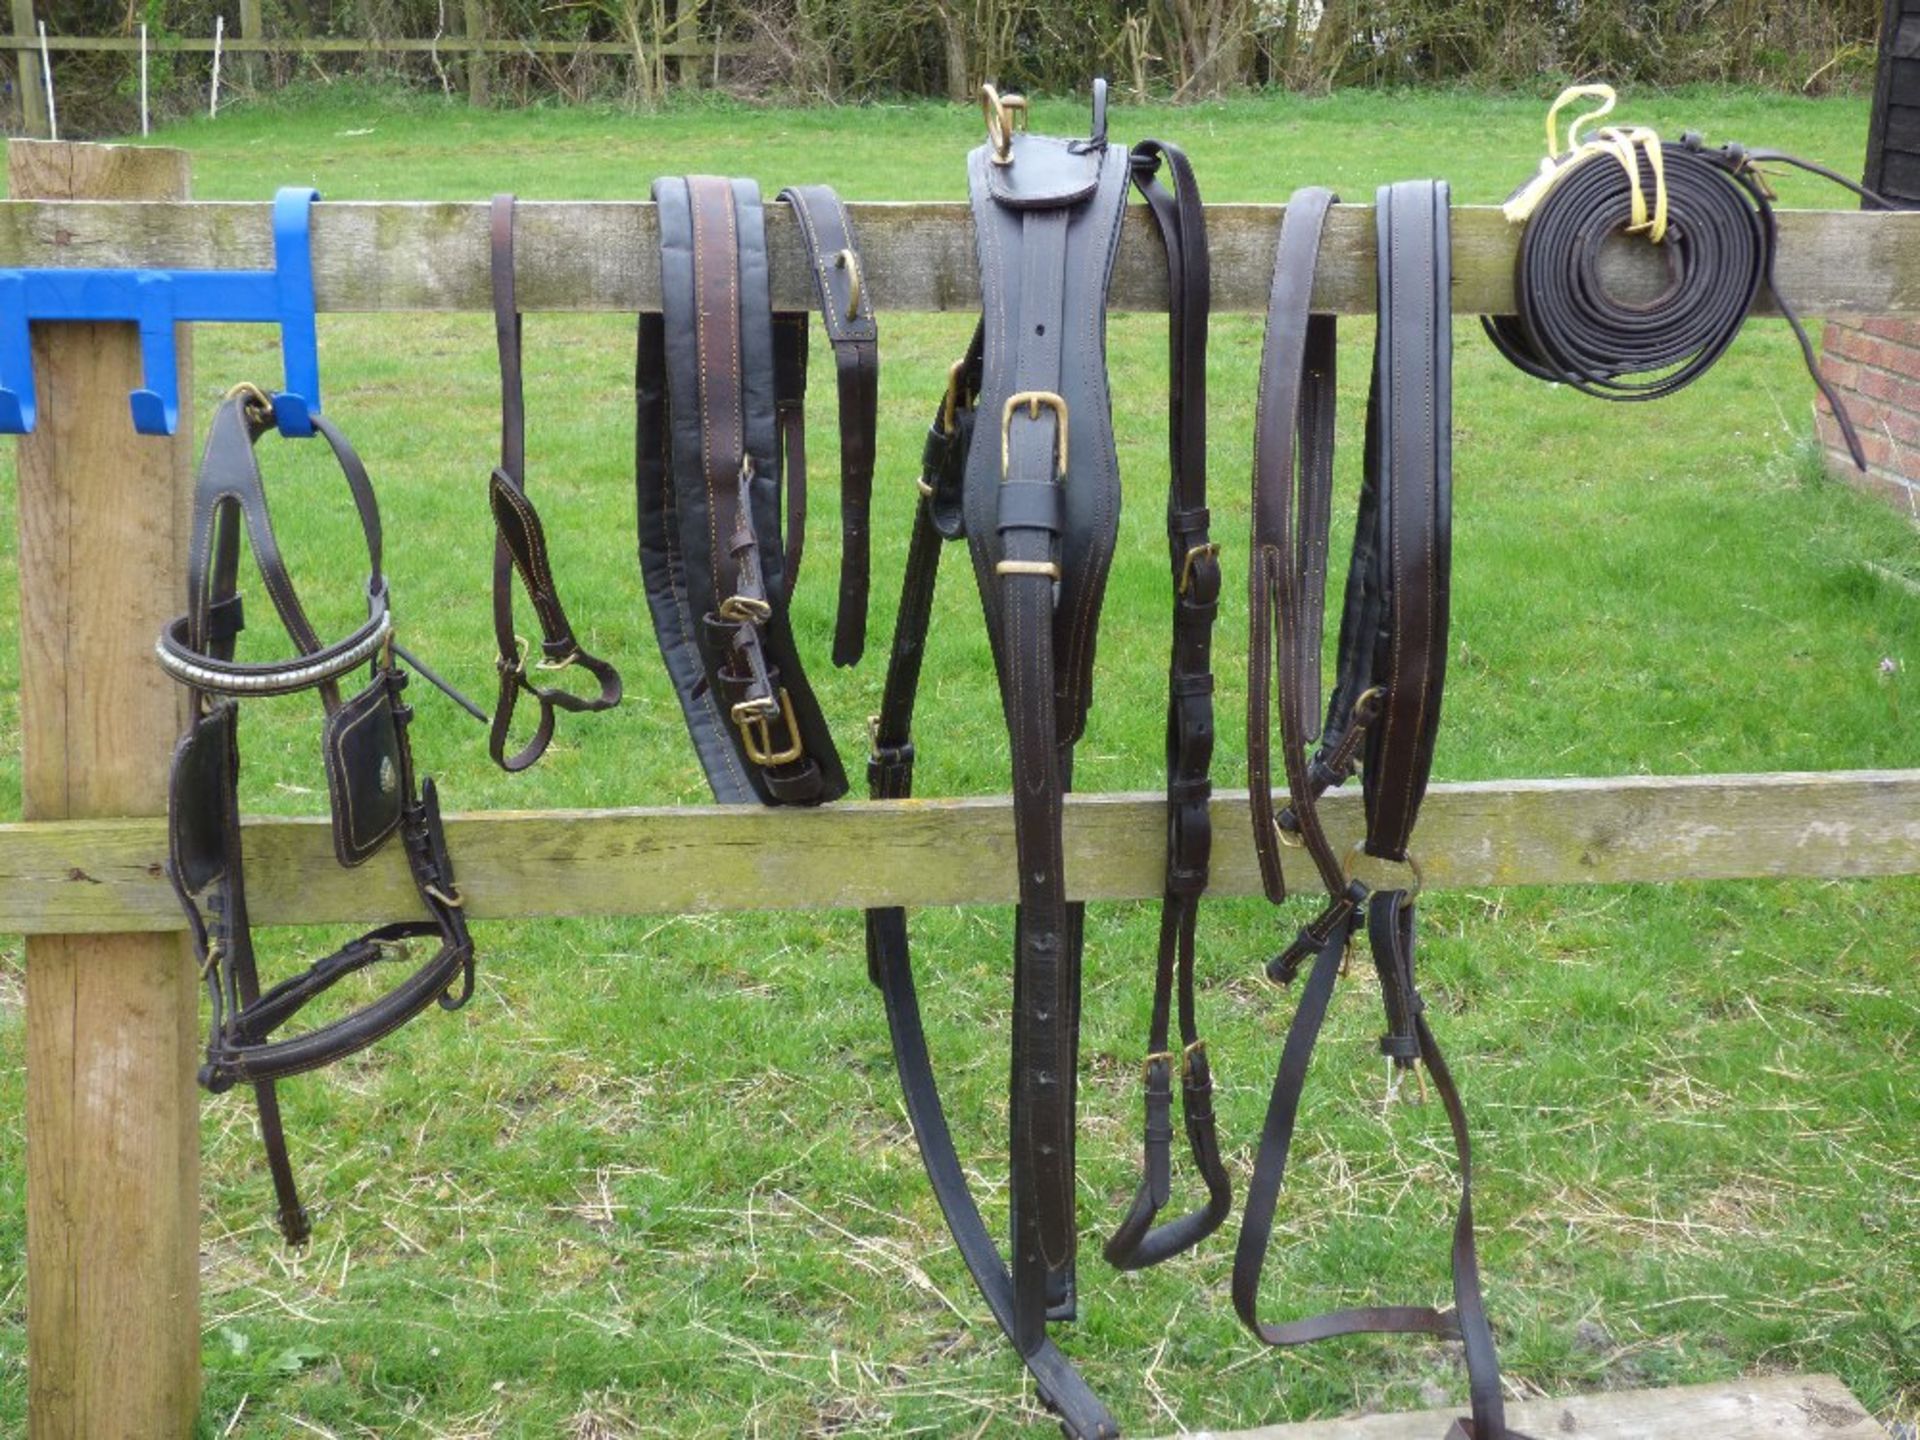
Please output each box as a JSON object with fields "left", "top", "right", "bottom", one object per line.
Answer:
{"left": 637, "top": 175, "right": 846, "bottom": 806}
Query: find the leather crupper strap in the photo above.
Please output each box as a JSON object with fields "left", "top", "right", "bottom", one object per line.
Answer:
{"left": 776, "top": 185, "right": 879, "bottom": 665}
{"left": 1239, "top": 183, "right": 1525, "bottom": 1440}
{"left": 862, "top": 84, "right": 1200, "bottom": 1440}
{"left": 159, "top": 390, "right": 476, "bottom": 1246}
{"left": 636, "top": 175, "right": 863, "bottom": 805}
{"left": 486, "top": 194, "right": 622, "bottom": 772}
{"left": 1102, "top": 138, "right": 1232, "bottom": 1275}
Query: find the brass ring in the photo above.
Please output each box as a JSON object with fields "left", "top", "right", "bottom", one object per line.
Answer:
{"left": 1342, "top": 841, "right": 1423, "bottom": 904}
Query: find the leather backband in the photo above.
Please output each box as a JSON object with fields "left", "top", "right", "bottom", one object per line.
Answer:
{"left": 860, "top": 86, "right": 1228, "bottom": 1440}
{"left": 636, "top": 176, "right": 876, "bottom": 805}
{"left": 1237, "top": 181, "right": 1526, "bottom": 1440}
{"left": 162, "top": 390, "right": 475, "bottom": 1247}
{"left": 486, "top": 194, "right": 623, "bottom": 773}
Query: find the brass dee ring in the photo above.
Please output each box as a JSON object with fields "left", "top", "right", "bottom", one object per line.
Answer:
{"left": 834, "top": 247, "right": 862, "bottom": 322}
{"left": 224, "top": 380, "right": 275, "bottom": 424}
{"left": 1342, "top": 841, "right": 1423, "bottom": 906}
{"left": 981, "top": 84, "right": 1028, "bottom": 166}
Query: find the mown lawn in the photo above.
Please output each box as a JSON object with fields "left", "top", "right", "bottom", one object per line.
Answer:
{"left": 0, "top": 85, "right": 1915, "bottom": 1438}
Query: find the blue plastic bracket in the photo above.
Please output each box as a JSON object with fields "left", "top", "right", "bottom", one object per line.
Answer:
{"left": 0, "top": 185, "right": 324, "bottom": 438}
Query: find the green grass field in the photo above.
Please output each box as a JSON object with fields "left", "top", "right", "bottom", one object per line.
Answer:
{"left": 0, "top": 85, "right": 1915, "bottom": 1438}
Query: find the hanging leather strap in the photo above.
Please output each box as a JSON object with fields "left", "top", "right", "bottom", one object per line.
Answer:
{"left": 777, "top": 184, "right": 879, "bottom": 666}
{"left": 486, "top": 194, "right": 622, "bottom": 773}
{"left": 1236, "top": 181, "right": 1524, "bottom": 1440}
{"left": 1103, "top": 138, "right": 1231, "bottom": 1274}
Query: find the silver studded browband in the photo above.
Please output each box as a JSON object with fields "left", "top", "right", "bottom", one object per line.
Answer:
{"left": 156, "top": 611, "right": 392, "bottom": 697}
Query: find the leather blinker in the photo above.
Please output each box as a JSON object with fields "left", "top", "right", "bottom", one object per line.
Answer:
{"left": 322, "top": 675, "right": 406, "bottom": 868}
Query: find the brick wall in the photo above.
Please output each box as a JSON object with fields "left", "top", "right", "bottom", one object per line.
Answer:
{"left": 1818, "top": 319, "right": 1920, "bottom": 521}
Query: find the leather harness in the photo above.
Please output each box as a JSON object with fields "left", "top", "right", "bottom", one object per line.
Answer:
{"left": 160, "top": 388, "right": 476, "bottom": 1244}
{"left": 635, "top": 177, "right": 876, "bottom": 805}
{"left": 863, "top": 85, "right": 1223, "bottom": 1438}
{"left": 1240, "top": 182, "right": 1523, "bottom": 1440}
{"left": 486, "top": 194, "right": 623, "bottom": 772}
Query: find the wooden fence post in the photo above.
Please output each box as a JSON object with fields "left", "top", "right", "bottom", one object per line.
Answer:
{"left": 12, "top": 139, "right": 200, "bottom": 1440}
{"left": 464, "top": 0, "right": 489, "bottom": 106}
{"left": 9, "top": 0, "right": 47, "bottom": 137}
{"left": 237, "top": 0, "right": 263, "bottom": 92}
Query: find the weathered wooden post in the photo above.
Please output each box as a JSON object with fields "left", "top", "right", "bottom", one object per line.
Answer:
{"left": 11, "top": 139, "right": 201, "bottom": 1440}
{"left": 238, "top": 0, "right": 264, "bottom": 93}
{"left": 464, "top": 0, "right": 490, "bottom": 107}
{"left": 9, "top": 0, "right": 47, "bottom": 137}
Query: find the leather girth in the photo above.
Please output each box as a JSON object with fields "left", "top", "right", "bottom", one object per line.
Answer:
{"left": 160, "top": 390, "right": 476, "bottom": 1246}
{"left": 1238, "top": 182, "right": 1527, "bottom": 1440}
{"left": 487, "top": 193, "right": 622, "bottom": 773}
{"left": 636, "top": 176, "right": 876, "bottom": 805}
{"left": 861, "top": 88, "right": 1220, "bottom": 1440}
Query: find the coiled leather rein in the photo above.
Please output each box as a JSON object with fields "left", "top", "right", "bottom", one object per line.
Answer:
{"left": 1485, "top": 128, "right": 1889, "bottom": 470}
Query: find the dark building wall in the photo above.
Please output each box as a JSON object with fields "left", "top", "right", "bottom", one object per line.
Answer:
{"left": 1865, "top": 0, "right": 1920, "bottom": 204}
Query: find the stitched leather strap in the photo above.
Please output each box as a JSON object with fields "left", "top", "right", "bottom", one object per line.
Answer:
{"left": 1236, "top": 181, "right": 1524, "bottom": 1440}
{"left": 859, "top": 86, "right": 1131, "bottom": 1440}
{"left": 1103, "top": 138, "right": 1231, "bottom": 1275}
{"left": 637, "top": 175, "right": 847, "bottom": 806}
{"left": 486, "top": 194, "right": 622, "bottom": 773}
{"left": 777, "top": 184, "right": 879, "bottom": 667}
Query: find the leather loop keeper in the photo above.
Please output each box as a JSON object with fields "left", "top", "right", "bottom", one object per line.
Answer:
{"left": 996, "top": 479, "right": 1066, "bottom": 535}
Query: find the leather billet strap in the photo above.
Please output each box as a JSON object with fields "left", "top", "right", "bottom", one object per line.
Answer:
{"left": 486, "top": 194, "right": 622, "bottom": 773}
{"left": 1103, "top": 138, "right": 1231, "bottom": 1275}
{"left": 776, "top": 184, "right": 879, "bottom": 666}
{"left": 637, "top": 175, "right": 848, "bottom": 806}
{"left": 161, "top": 392, "right": 476, "bottom": 1247}
{"left": 1238, "top": 182, "right": 1524, "bottom": 1440}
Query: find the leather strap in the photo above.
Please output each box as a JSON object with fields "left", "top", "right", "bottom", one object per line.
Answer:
{"left": 163, "top": 392, "right": 475, "bottom": 1246}
{"left": 862, "top": 352, "right": 1117, "bottom": 1439}
{"left": 1237, "top": 181, "right": 1525, "bottom": 1440}
{"left": 486, "top": 194, "right": 622, "bottom": 773}
{"left": 777, "top": 184, "right": 879, "bottom": 666}
{"left": 860, "top": 85, "right": 1138, "bottom": 1440}
{"left": 637, "top": 175, "right": 847, "bottom": 806}
{"left": 1102, "top": 138, "right": 1231, "bottom": 1275}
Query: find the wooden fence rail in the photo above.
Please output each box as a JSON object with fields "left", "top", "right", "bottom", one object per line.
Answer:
{"left": 1, "top": 201, "right": 1916, "bottom": 316}
{"left": 2, "top": 137, "right": 1915, "bottom": 1438}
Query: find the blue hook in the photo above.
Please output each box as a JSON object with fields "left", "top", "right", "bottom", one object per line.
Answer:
{"left": 0, "top": 185, "right": 324, "bottom": 438}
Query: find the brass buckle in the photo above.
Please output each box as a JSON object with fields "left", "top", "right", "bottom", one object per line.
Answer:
{"left": 1000, "top": 390, "right": 1069, "bottom": 479}
{"left": 535, "top": 644, "right": 578, "bottom": 673}
{"left": 981, "top": 84, "right": 1028, "bottom": 165}
{"left": 1142, "top": 1050, "right": 1177, "bottom": 1083}
{"left": 497, "top": 634, "right": 529, "bottom": 678}
{"left": 834, "top": 247, "right": 862, "bottom": 322}
{"left": 1342, "top": 841, "right": 1423, "bottom": 906}
{"left": 1274, "top": 815, "right": 1305, "bottom": 850}
{"left": 423, "top": 882, "right": 465, "bottom": 909}
{"left": 1182, "top": 1038, "right": 1208, "bottom": 1076}
{"left": 718, "top": 594, "right": 773, "bottom": 624}
{"left": 733, "top": 687, "right": 805, "bottom": 767}
{"left": 1177, "top": 542, "right": 1220, "bottom": 596}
